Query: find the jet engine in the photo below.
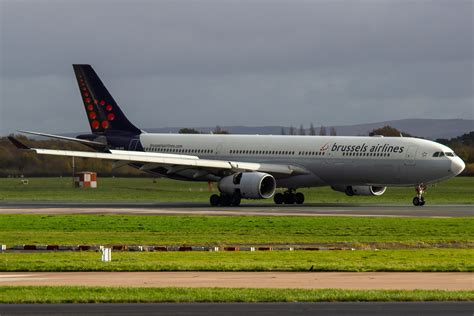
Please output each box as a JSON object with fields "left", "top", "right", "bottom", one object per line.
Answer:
{"left": 218, "top": 172, "right": 276, "bottom": 199}
{"left": 331, "top": 185, "right": 387, "bottom": 196}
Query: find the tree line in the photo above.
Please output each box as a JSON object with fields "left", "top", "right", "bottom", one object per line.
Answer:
{"left": 280, "top": 124, "right": 337, "bottom": 136}
{"left": 178, "top": 124, "right": 337, "bottom": 135}
{"left": 0, "top": 135, "right": 143, "bottom": 177}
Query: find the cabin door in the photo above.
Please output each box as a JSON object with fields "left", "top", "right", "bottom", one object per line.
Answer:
{"left": 404, "top": 146, "right": 418, "bottom": 166}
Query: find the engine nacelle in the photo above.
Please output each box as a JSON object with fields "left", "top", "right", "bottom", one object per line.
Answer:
{"left": 331, "top": 185, "right": 387, "bottom": 196}
{"left": 218, "top": 172, "right": 276, "bottom": 199}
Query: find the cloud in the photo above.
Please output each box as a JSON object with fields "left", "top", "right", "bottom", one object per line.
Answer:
{"left": 1, "top": 0, "right": 473, "bottom": 134}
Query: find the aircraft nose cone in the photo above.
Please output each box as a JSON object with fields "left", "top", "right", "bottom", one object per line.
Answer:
{"left": 451, "top": 157, "right": 465, "bottom": 176}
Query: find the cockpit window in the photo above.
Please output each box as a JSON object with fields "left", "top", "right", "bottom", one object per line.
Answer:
{"left": 445, "top": 152, "right": 454, "bottom": 157}
{"left": 433, "top": 152, "right": 439, "bottom": 157}
{"left": 438, "top": 152, "right": 445, "bottom": 157}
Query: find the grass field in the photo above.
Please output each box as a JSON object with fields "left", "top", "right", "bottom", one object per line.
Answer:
{"left": 1, "top": 249, "right": 472, "bottom": 272}
{"left": 1, "top": 215, "right": 472, "bottom": 272}
{"left": 0, "top": 287, "right": 472, "bottom": 303}
{"left": 0, "top": 176, "right": 473, "bottom": 204}
{"left": 0, "top": 215, "right": 472, "bottom": 246}
{"left": 1, "top": 178, "right": 471, "bottom": 301}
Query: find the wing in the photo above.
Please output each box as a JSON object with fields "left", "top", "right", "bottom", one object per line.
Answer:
{"left": 8, "top": 137, "right": 310, "bottom": 179}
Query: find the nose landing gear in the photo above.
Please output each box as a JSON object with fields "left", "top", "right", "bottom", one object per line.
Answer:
{"left": 413, "top": 184, "right": 426, "bottom": 206}
{"left": 274, "top": 189, "right": 305, "bottom": 205}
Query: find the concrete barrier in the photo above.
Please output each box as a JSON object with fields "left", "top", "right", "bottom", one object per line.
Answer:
{"left": 4, "top": 244, "right": 360, "bottom": 252}
{"left": 128, "top": 246, "right": 144, "bottom": 252}
{"left": 224, "top": 246, "right": 239, "bottom": 251}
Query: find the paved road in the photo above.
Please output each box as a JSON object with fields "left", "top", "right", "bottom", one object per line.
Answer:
{"left": 1, "top": 272, "right": 472, "bottom": 290}
{"left": 0, "top": 202, "right": 473, "bottom": 217}
{"left": 1, "top": 302, "right": 473, "bottom": 316}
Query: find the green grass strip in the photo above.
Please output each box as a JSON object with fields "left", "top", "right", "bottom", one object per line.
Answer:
{"left": 0, "top": 287, "right": 472, "bottom": 303}
{"left": 0, "top": 215, "right": 472, "bottom": 245}
{"left": 1, "top": 249, "right": 472, "bottom": 272}
{"left": 0, "top": 176, "right": 473, "bottom": 204}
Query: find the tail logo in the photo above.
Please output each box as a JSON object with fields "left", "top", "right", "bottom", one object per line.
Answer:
{"left": 320, "top": 142, "right": 329, "bottom": 151}
{"left": 79, "top": 74, "right": 115, "bottom": 131}
{"left": 73, "top": 64, "right": 141, "bottom": 135}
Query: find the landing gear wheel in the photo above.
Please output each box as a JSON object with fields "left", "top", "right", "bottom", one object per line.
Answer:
{"left": 419, "top": 197, "right": 425, "bottom": 206}
{"left": 220, "top": 194, "right": 232, "bottom": 206}
{"left": 283, "top": 192, "right": 295, "bottom": 204}
{"left": 413, "top": 184, "right": 427, "bottom": 207}
{"left": 295, "top": 192, "right": 305, "bottom": 205}
{"left": 412, "top": 197, "right": 420, "bottom": 206}
{"left": 230, "top": 193, "right": 241, "bottom": 206}
{"left": 274, "top": 193, "right": 284, "bottom": 205}
{"left": 210, "top": 194, "right": 220, "bottom": 206}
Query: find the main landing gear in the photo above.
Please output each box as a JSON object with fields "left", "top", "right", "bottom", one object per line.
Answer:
{"left": 210, "top": 193, "right": 241, "bottom": 207}
{"left": 274, "top": 189, "right": 305, "bottom": 205}
{"left": 412, "top": 184, "right": 426, "bottom": 207}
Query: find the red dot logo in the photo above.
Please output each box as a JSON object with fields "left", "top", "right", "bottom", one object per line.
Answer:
{"left": 106, "top": 104, "right": 113, "bottom": 111}
{"left": 91, "top": 120, "right": 100, "bottom": 130}
{"left": 88, "top": 112, "right": 97, "bottom": 120}
{"left": 107, "top": 113, "right": 115, "bottom": 121}
{"left": 100, "top": 100, "right": 106, "bottom": 106}
{"left": 87, "top": 105, "right": 94, "bottom": 111}
{"left": 101, "top": 121, "right": 110, "bottom": 129}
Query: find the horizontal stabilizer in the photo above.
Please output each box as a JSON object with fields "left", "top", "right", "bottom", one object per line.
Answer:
{"left": 8, "top": 137, "right": 31, "bottom": 150}
{"left": 18, "top": 130, "right": 107, "bottom": 149}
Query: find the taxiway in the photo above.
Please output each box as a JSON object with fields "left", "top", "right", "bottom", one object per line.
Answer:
{"left": 0, "top": 202, "right": 472, "bottom": 217}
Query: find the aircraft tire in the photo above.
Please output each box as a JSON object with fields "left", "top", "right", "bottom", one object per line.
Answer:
{"left": 284, "top": 193, "right": 295, "bottom": 204}
{"left": 210, "top": 194, "right": 220, "bottom": 206}
{"left": 231, "top": 194, "right": 241, "bottom": 206}
{"left": 295, "top": 192, "right": 305, "bottom": 204}
{"left": 419, "top": 197, "right": 425, "bottom": 206}
{"left": 412, "top": 197, "right": 420, "bottom": 206}
{"left": 274, "top": 193, "right": 284, "bottom": 204}
{"left": 220, "top": 194, "right": 232, "bottom": 206}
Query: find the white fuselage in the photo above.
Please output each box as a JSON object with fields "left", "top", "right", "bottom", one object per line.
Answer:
{"left": 139, "top": 133, "right": 465, "bottom": 189}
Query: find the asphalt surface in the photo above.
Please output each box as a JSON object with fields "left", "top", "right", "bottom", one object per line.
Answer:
{"left": 0, "top": 302, "right": 473, "bottom": 316}
{"left": 0, "top": 201, "right": 473, "bottom": 217}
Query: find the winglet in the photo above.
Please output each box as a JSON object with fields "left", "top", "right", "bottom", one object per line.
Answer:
{"left": 8, "top": 136, "right": 31, "bottom": 150}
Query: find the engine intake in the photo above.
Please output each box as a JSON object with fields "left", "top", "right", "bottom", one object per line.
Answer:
{"left": 218, "top": 172, "right": 276, "bottom": 199}
{"left": 331, "top": 185, "right": 387, "bottom": 196}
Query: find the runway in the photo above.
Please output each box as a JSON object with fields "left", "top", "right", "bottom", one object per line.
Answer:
{"left": 0, "top": 272, "right": 472, "bottom": 290}
{"left": 1, "top": 302, "right": 473, "bottom": 316}
{"left": 0, "top": 202, "right": 473, "bottom": 217}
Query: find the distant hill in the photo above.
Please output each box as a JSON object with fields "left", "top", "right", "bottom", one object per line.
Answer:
{"left": 144, "top": 119, "right": 473, "bottom": 140}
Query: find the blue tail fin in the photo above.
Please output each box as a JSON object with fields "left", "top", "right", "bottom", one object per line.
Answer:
{"left": 73, "top": 64, "right": 141, "bottom": 135}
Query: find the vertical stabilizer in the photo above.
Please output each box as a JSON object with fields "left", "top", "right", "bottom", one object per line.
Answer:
{"left": 73, "top": 64, "right": 141, "bottom": 135}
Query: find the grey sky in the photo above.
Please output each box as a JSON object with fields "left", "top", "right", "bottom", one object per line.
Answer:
{"left": 1, "top": 0, "right": 473, "bottom": 135}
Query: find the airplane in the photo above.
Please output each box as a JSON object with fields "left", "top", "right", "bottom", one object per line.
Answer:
{"left": 8, "top": 64, "right": 465, "bottom": 207}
